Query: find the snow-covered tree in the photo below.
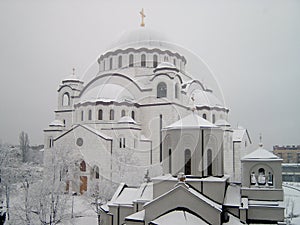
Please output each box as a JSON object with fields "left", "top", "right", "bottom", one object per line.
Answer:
{"left": 19, "top": 131, "right": 30, "bottom": 163}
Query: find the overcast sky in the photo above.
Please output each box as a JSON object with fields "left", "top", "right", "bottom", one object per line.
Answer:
{"left": 0, "top": 0, "right": 299, "bottom": 150}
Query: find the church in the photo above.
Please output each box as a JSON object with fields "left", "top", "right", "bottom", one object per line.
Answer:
{"left": 43, "top": 14, "right": 285, "bottom": 224}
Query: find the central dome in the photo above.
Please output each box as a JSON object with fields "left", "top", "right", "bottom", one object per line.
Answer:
{"left": 106, "top": 28, "right": 173, "bottom": 52}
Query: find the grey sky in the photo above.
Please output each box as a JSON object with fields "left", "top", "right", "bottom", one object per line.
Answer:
{"left": 0, "top": 0, "right": 299, "bottom": 150}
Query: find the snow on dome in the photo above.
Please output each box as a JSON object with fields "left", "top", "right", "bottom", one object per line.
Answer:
{"left": 164, "top": 113, "right": 217, "bottom": 130}
{"left": 106, "top": 28, "right": 170, "bottom": 51}
{"left": 80, "top": 84, "right": 134, "bottom": 103}
{"left": 242, "top": 146, "right": 281, "bottom": 161}
{"left": 49, "top": 119, "right": 64, "bottom": 127}
{"left": 192, "top": 89, "right": 224, "bottom": 108}
{"left": 154, "top": 62, "right": 179, "bottom": 73}
{"left": 118, "top": 116, "right": 137, "bottom": 124}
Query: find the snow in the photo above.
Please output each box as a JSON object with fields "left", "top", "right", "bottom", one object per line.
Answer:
{"left": 80, "top": 124, "right": 112, "bottom": 140}
{"left": 192, "top": 89, "right": 224, "bottom": 108}
{"left": 125, "top": 209, "right": 145, "bottom": 221}
{"left": 150, "top": 210, "right": 208, "bottom": 225}
{"left": 283, "top": 183, "right": 300, "bottom": 225}
{"left": 242, "top": 147, "right": 281, "bottom": 161}
{"left": 135, "top": 182, "right": 153, "bottom": 201}
{"left": 110, "top": 187, "right": 138, "bottom": 206}
{"left": 156, "top": 62, "right": 177, "bottom": 69}
{"left": 49, "top": 119, "right": 64, "bottom": 127}
{"left": 118, "top": 116, "right": 137, "bottom": 124}
{"left": 226, "top": 213, "right": 245, "bottom": 225}
{"left": 188, "top": 188, "right": 222, "bottom": 211}
{"left": 215, "top": 119, "right": 231, "bottom": 127}
{"left": 232, "top": 129, "right": 246, "bottom": 142}
{"left": 163, "top": 113, "right": 218, "bottom": 130}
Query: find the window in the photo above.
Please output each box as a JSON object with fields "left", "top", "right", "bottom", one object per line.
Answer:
{"left": 110, "top": 109, "right": 114, "bottom": 120}
{"left": 88, "top": 109, "right": 92, "bottom": 120}
{"left": 119, "top": 137, "right": 126, "bottom": 148}
{"left": 141, "top": 54, "right": 146, "bottom": 67}
{"left": 109, "top": 58, "right": 113, "bottom": 70}
{"left": 80, "top": 160, "right": 86, "bottom": 172}
{"left": 212, "top": 114, "right": 216, "bottom": 124}
{"left": 164, "top": 56, "right": 168, "bottom": 62}
{"left": 153, "top": 55, "right": 158, "bottom": 68}
{"left": 49, "top": 137, "right": 53, "bottom": 148}
{"left": 131, "top": 111, "right": 135, "bottom": 120}
{"left": 63, "top": 119, "right": 66, "bottom": 126}
{"left": 62, "top": 93, "right": 70, "bottom": 106}
{"left": 129, "top": 54, "right": 134, "bottom": 67}
{"left": 202, "top": 113, "right": 207, "bottom": 120}
{"left": 169, "top": 149, "right": 172, "bottom": 174}
{"left": 118, "top": 55, "right": 122, "bottom": 68}
{"left": 184, "top": 149, "right": 191, "bottom": 175}
{"left": 207, "top": 149, "right": 212, "bottom": 176}
{"left": 267, "top": 172, "right": 273, "bottom": 186}
{"left": 173, "top": 58, "right": 176, "bottom": 66}
{"left": 287, "top": 153, "right": 293, "bottom": 163}
{"left": 121, "top": 110, "right": 125, "bottom": 117}
{"left": 258, "top": 168, "right": 266, "bottom": 185}
{"left": 81, "top": 110, "right": 84, "bottom": 121}
{"left": 175, "top": 83, "right": 179, "bottom": 99}
{"left": 94, "top": 166, "right": 99, "bottom": 179}
{"left": 157, "top": 82, "right": 167, "bottom": 98}
{"left": 98, "top": 109, "right": 103, "bottom": 120}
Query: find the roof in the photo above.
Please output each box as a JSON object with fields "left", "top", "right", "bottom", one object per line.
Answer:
{"left": 232, "top": 128, "right": 252, "bottom": 143}
{"left": 49, "top": 119, "right": 64, "bottom": 127}
{"left": 150, "top": 210, "right": 208, "bottom": 225}
{"left": 242, "top": 146, "right": 282, "bottom": 161}
{"left": 215, "top": 119, "right": 231, "bottom": 127}
{"left": 224, "top": 184, "right": 241, "bottom": 206}
{"left": 118, "top": 116, "right": 137, "bottom": 124}
{"left": 192, "top": 89, "right": 224, "bottom": 108}
{"left": 163, "top": 113, "right": 218, "bottom": 130}
{"left": 125, "top": 210, "right": 145, "bottom": 222}
{"left": 109, "top": 187, "right": 137, "bottom": 206}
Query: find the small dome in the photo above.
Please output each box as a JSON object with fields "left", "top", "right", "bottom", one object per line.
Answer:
{"left": 154, "top": 62, "right": 179, "bottom": 73}
{"left": 49, "top": 119, "right": 64, "bottom": 127}
{"left": 118, "top": 116, "right": 137, "bottom": 124}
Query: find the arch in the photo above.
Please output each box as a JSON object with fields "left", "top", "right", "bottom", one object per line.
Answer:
{"left": 129, "top": 54, "right": 134, "bottom": 67}
{"left": 207, "top": 149, "right": 212, "bottom": 176}
{"left": 121, "top": 109, "right": 126, "bottom": 117}
{"left": 131, "top": 110, "right": 135, "bottom": 120}
{"left": 157, "top": 82, "right": 167, "bottom": 98}
{"left": 118, "top": 55, "right": 122, "bottom": 68}
{"left": 202, "top": 113, "right": 207, "bottom": 120}
{"left": 212, "top": 114, "right": 216, "bottom": 124}
{"left": 184, "top": 149, "right": 191, "bottom": 175}
{"left": 110, "top": 109, "right": 114, "bottom": 120}
{"left": 81, "top": 110, "right": 84, "bottom": 121}
{"left": 98, "top": 109, "right": 103, "bottom": 120}
{"left": 175, "top": 83, "right": 179, "bottom": 99}
{"left": 153, "top": 54, "right": 158, "bottom": 68}
{"left": 258, "top": 168, "right": 266, "bottom": 185}
{"left": 80, "top": 160, "right": 86, "bottom": 172}
{"left": 88, "top": 109, "right": 92, "bottom": 120}
{"left": 62, "top": 92, "right": 70, "bottom": 106}
{"left": 109, "top": 57, "right": 113, "bottom": 70}
{"left": 141, "top": 54, "right": 146, "bottom": 67}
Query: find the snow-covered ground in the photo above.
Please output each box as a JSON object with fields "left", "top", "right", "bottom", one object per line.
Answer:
{"left": 283, "top": 182, "right": 300, "bottom": 225}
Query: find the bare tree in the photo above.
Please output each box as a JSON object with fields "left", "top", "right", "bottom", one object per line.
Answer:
{"left": 19, "top": 131, "right": 30, "bottom": 163}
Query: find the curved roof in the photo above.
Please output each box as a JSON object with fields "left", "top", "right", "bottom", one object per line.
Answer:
{"left": 79, "top": 83, "right": 134, "bottom": 103}
{"left": 49, "top": 119, "right": 64, "bottom": 127}
{"left": 192, "top": 89, "right": 224, "bottom": 108}
{"left": 118, "top": 116, "right": 137, "bottom": 124}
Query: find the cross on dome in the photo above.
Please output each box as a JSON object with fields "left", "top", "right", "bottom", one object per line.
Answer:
{"left": 259, "top": 133, "right": 263, "bottom": 147}
{"left": 140, "top": 8, "right": 146, "bottom": 27}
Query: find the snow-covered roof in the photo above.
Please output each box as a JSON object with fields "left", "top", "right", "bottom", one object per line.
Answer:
{"left": 79, "top": 83, "right": 134, "bottom": 103}
{"left": 125, "top": 210, "right": 145, "bottom": 222}
{"left": 215, "top": 119, "right": 231, "bottom": 127}
{"left": 192, "top": 89, "right": 224, "bottom": 108}
{"left": 109, "top": 187, "right": 138, "bottom": 206}
{"left": 118, "top": 116, "right": 137, "bottom": 124}
{"left": 242, "top": 146, "right": 281, "bottom": 161}
{"left": 154, "top": 62, "right": 179, "bottom": 73}
{"left": 62, "top": 73, "right": 82, "bottom": 83}
{"left": 163, "top": 113, "right": 218, "bottom": 130}
{"left": 232, "top": 129, "right": 246, "bottom": 142}
{"left": 81, "top": 125, "right": 112, "bottom": 140}
{"left": 49, "top": 119, "right": 64, "bottom": 127}
{"left": 150, "top": 210, "right": 208, "bottom": 225}
{"left": 135, "top": 182, "right": 153, "bottom": 201}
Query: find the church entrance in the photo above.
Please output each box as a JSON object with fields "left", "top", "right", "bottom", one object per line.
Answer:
{"left": 80, "top": 176, "right": 87, "bottom": 194}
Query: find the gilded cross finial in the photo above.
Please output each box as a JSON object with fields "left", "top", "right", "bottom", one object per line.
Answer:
{"left": 140, "top": 8, "right": 146, "bottom": 27}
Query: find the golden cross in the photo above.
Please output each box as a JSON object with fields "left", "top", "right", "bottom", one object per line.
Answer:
{"left": 140, "top": 8, "right": 146, "bottom": 27}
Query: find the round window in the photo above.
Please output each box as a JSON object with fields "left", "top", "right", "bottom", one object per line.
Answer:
{"left": 76, "top": 138, "right": 83, "bottom": 146}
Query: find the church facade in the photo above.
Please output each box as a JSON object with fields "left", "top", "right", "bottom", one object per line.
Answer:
{"left": 43, "top": 27, "right": 285, "bottom": 224}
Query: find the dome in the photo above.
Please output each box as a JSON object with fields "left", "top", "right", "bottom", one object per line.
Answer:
{"left": 192, "top": 89, "right": 224, "bottom": 108}
{"left": 80, "top": 84, "right": 134, "bottom": 103}
{"left": 107, "top": 28, "right": 170, "bottom": 51}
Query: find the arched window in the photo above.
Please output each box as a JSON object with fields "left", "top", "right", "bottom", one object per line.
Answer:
{"left": 157, "top": 82, "right": 167, "bottom": 98}
{"left": 103, "top": 60, "right": 106, "bottom": 71}
{"left": 175, "top": 83, "right": 179, "bottom": 99}
{"left": 184, "top": 149, "right": 191, "bottom": 175}
{"left": 203, "top": 113, "right": 207, "bottom": 120}
{"left": 98, "top": 109, "right": 103, "bottom": 120}
{"left": 153, "top": 55, "right": 158, "bottom": 68}
{"left": 88, "top": 109, "right": 92, "bottom": 120}
{"left": 80, "top": 160, "right": 86, "bottom": 172}
{"left": 63, "top": 119, "right": 66, "bottom": 126}
{"left": 94, "top": 166, "right": 99, "bottom": 179}
{"left": 258, "top": 168, "right": 266, "bottom": 185}
{"left": 110, "top": 109, "right": 114, "bottom": 120}
{"left": 164, "top": 56, "right": 168, "bottom": 62}
{"left": 207, "top": 149, "right": 212, "bottom": 176}
{"left": 121, "top": 110, "right": 125, "bottom": 117}
{"left": 169, "top": 149, "right": 172, "bottom": 173}
{"left": 267, "top": 172, "right": 273, "bottom": 186}
{"left": 173, "top": 58, "right": 176, "bottom": 66}
{"left": 109, "top": 57, "right": 113, "bottom": 70}
{"left": 62, "top": 93, "right": 70, "bottom": 106}
{"left": 129, "top": 54, "right": 134, "bottom": 67}
{"left": 118, "top": 55, "right": 122, "bottom": 68}
{"left": 141, "top": 54, "right": 146, "bottom": 67}
{"left": 131, "top": 111, "right": 135, "bottom": 120}
{"left": 81, "top": 110, "right": 84, "bottom": 121}
{"left": 212, "top": 114, "right": 216, "bottom": 124}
